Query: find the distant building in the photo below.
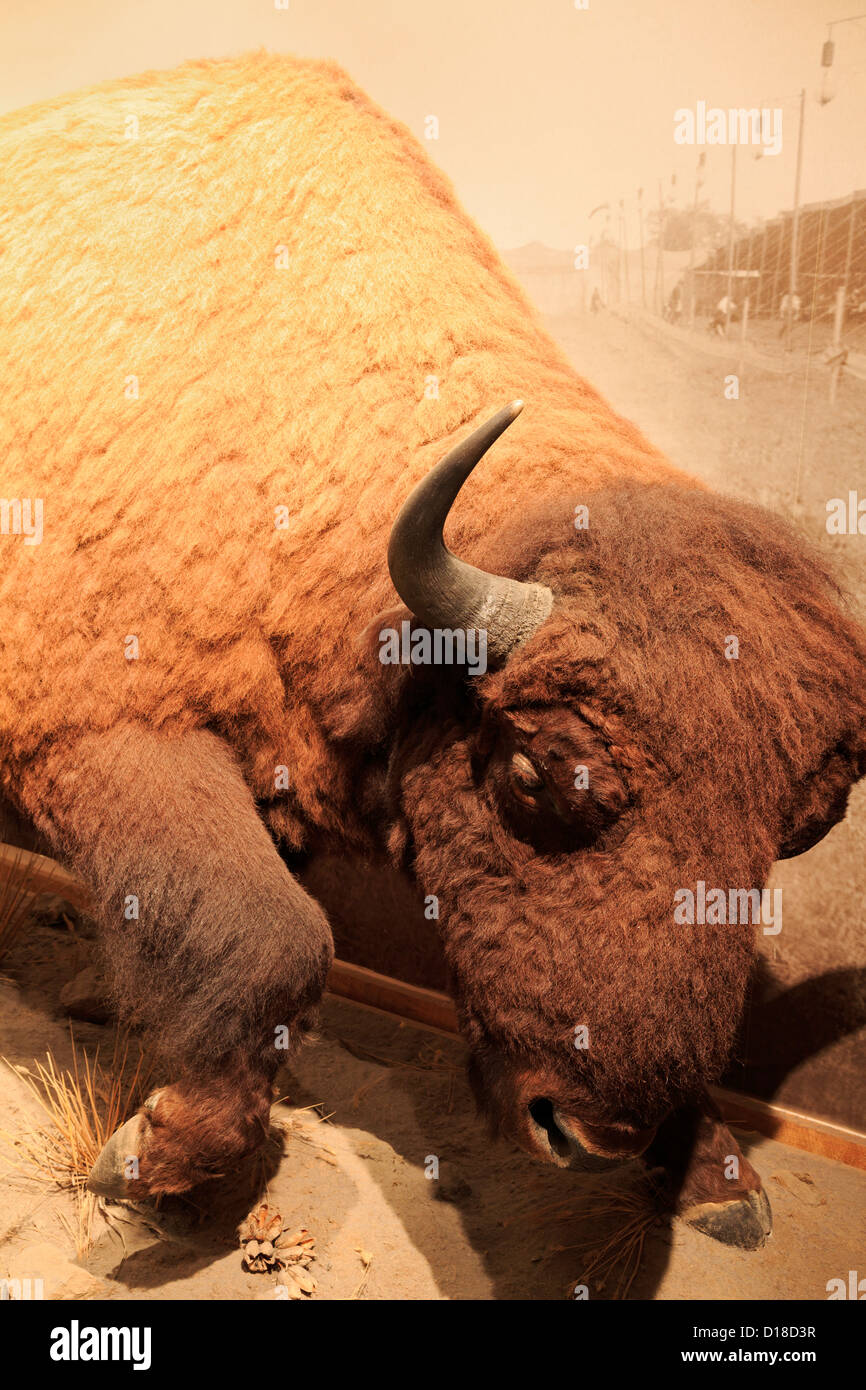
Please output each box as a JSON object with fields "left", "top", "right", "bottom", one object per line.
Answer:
{"left": 692, "top": 189, "right": 866, "bottom": 323}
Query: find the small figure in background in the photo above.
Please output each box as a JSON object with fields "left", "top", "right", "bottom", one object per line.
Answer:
{"left": 710, "top": 294, "right": 737, "bottom": 337}
{"left": 778, "top": 291, "right": 801, "bottom": 337}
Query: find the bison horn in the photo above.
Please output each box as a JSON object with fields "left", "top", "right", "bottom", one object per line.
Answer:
{"left": 387, "top": 402, "right": 554, "bottom": 662}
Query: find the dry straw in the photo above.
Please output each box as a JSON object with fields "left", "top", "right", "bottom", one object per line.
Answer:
{"left": 558, "top": 1179, "right": 663, "bottom": 1300}
{"left": 512, "top": 1175, "right": 663, "bottom": 1300}
{"left": 1, "top": 1032, "right": 153, "bottom": 1254}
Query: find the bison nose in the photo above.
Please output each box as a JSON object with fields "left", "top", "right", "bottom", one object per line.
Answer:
{"left": 526, "top": 1098, "right": 655, "bottom": 1172}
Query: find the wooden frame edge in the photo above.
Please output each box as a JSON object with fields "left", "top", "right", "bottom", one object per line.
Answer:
{"left": 3, "top": 843, "right": 865, "bottom": 1170}
{"left": 327, "top": 961, "right": 866, "bottom": 1172}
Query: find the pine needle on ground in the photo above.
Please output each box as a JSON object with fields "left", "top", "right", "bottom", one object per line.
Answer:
{"left": 553, "top": 1178, "right": 664, "bottom": 1301}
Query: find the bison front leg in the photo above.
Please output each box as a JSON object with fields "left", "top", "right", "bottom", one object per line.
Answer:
{"left": 18, "top": 724, "right": 333, "bottom": 1199}
{"left": 643, "top": 1091, "right": 772, "bottom": 1250}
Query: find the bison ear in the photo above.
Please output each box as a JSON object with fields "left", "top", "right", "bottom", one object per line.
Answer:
{"left": 357, "top": 604, "right": 416, "bottom": 657}
{"left": 777, "top": 740, "right": 866, "bottom": 860}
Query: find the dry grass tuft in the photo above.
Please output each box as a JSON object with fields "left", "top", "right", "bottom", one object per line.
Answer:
{"left": 0, "top": 1033, "right": 153, "bottom": 1255}
{"left": 1, "top": 1033, "right": 152, "bottom": 1187}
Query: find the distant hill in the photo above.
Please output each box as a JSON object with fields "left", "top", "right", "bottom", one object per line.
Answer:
{"left": 501, "top": 242, "right": 576, "bottom": 274}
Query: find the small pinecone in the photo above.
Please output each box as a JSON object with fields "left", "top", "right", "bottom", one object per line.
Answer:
{"left": 239, "top": 1204, "right": 317, "bottom": 1295}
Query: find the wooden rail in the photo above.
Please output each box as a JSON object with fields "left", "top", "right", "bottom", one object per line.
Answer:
{"left": 2, "top": 842, "right": 865, "bottom": 1170}
{"left": 0, "top": 841, "right": 92, "bottom": 911}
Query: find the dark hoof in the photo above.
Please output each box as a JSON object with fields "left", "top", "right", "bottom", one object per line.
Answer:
{"left": 87, "top": 1113, "right": 148, "bottom": 1201}
{"left": 680, "top": 1187, "right": 772, "bottom": 1250}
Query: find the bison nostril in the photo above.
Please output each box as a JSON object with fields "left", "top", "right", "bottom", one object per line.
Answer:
{"left": 528, "top": 1097, "right": 572, "bottom": 1159}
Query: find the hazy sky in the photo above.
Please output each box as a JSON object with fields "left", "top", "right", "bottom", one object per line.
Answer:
{"left": 2, "top": 0, "right": 864, "bottom": 249}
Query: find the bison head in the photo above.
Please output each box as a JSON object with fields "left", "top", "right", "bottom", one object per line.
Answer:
{"left": 384, "top": 405, "right": 866, "bottom": 1169}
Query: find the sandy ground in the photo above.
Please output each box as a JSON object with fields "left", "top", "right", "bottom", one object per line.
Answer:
{"left": 1, "top": 933, "right": 863, "bottom": 1302}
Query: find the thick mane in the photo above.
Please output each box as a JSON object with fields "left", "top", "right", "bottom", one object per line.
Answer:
{"left": 486, "top": 481, "right": 866, "bottom": 838}
{"left": 396, "top": 485, "right": 866, "bottom": 1125}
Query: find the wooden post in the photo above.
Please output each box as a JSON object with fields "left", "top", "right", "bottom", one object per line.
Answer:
{"left": 830, "top": 284, "right": 846, "bottom": 404}
{"left": 772, "top": 215, "right": 785, "bottom": 333}
{"left": 738, "top": 295, "right": 750, "bottom": 380}
{"left": 841, "top": 197, "right": 858, "bottom": 331}
{"left": 725, "top": 143, "right": 737, "bottom": 335}
{"left": 655, "top": 179, "right": 665, "bottom": 314}
{"left": 785, "top": 89, "right": 806, "bottom": 351}
{"left": 757, "top": 219, "right": 768, "bottom": 316}
{"left": 620, "top": 200, "right": 631, "bottom": 314}
{"left": 637, "top": 187, "right": 647, "bottom": 309}
{"left": 687, "top": 153, "right": 705, "bottom": 327}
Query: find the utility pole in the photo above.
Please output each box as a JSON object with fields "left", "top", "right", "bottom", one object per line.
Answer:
{"left": 687, "top": 152, "right": 705, "bottom": 327}
{"left": 655, "top": 179, "right": 665, "bottom": 313}
{"left": 757, "top": 220, "right": 768, "bottom": 316}
{"left": 725, "top": 143, "right": 738, "bottom": 335}
{"left": 785, "top": 88, "right": 806, "bottom": 351}
{"left": 737, "top": 295, "right": 750, "bottom": 380}
{"left": 841, "top": 195, "right": 858, "bottom": 334}
{"left": 829, "top": 286, "right": 846, "bottom": 404}
{"left": 637, "top": 187, "right": 647, "bottom": 308}
{"left": 619, "top": 199, "right": 631, "bottom": 312}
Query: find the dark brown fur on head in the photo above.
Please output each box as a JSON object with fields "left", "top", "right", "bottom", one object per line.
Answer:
{"left": 386, "top": 482, "right": 866, "bottom": 1134}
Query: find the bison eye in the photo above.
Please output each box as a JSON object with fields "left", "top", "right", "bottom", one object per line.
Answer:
{"left": 508, "top": 752, "right": 544, "bottom": 807}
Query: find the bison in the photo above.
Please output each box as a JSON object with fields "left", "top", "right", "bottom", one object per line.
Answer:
{"left": 1, "top": 53, "right": 864, "bottom": 1252}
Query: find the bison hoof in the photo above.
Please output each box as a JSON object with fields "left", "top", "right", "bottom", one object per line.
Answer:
{"left": 87, "top": 1113, "right": 149, "bottom": 1201}
{"left": 680, "top": 1187, "right": 772, "bottom": 1250}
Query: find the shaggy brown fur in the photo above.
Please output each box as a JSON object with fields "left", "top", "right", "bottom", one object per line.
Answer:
{"left": 388, "top": 484, "right": 866, "bottom": 1134}
{"left": 1, "top": 54, "right": 864, "bottom": 1192}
